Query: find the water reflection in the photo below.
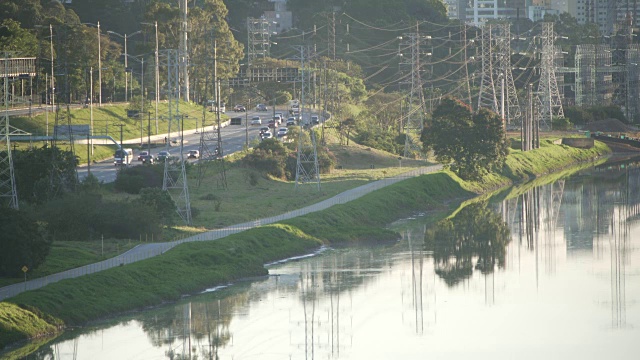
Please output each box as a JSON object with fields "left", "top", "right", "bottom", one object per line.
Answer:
{"left": 425, "top": 202, "right": 511, "bottom": 287}
{"left": 11, "top": 158, "right": 640, "bottom": 359}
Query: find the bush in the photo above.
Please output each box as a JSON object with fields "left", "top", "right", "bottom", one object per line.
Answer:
{"left": 35, "top": 192, "right": 163, "bottom": 241}
{"left": 114, "top": 164, "right": 163, "bottom": 194}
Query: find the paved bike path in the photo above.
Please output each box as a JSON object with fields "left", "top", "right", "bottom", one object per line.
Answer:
{"left": 0, "top": 165, "right": 442, "bottom": 301}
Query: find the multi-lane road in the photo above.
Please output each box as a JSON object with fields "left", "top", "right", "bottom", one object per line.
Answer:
{"left": 77, "top": 108, "right": 308, "bottom": 183}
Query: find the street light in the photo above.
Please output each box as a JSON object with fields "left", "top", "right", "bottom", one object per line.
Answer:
{"left": 107, "top": 30, "right": 142, "bottom": 102}
{"left": 83, "top": 22, "right": 102, "bottom": 106}
{"left": 141, "top": 21, "right": 159, "bottom": 134}
{"left": 34, "top": 24, "right": 55, "bottom": 138}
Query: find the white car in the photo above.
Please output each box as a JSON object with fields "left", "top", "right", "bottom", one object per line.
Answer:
{"left": 187, "top": 150, "right": 200, "bottom": 159}
{"left": 277, "top": 128, "right": 288, "bottom": 137}
{"left": 251, "top": 116, "right": 262, "bottom": 125}
{"left": 261, "top": 131, "right": 273, "bottom": 140}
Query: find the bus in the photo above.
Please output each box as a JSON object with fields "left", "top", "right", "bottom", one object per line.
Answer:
{"left": 114, "top": 148, "right": 134, "bottom": 166}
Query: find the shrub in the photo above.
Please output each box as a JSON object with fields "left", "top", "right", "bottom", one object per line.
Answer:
{"left": 114, "top": 164, "right": 163, "bottom": 194}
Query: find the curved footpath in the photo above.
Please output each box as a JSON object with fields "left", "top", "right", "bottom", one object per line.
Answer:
{"left": 0, "top": 164, "right": 442, "bottom": 301}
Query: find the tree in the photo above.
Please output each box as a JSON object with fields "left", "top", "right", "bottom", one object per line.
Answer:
{"left": 139, "top": 188, "right": 176, "bottom": 225}
{"left": 0, "top": 19, "right": 39, "bottom": 55}
{"left": 421, "top": 97, "right": 508, "bottom": 180}
{"left": 12, "top": 145, "right": 79, "bottom": 204}
{"left": 0, "top": 207, "right": 51, "bottom": 277}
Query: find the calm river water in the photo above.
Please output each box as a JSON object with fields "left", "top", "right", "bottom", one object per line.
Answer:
{"left": 16, "top": 159, "right": 640, "bottom": 360}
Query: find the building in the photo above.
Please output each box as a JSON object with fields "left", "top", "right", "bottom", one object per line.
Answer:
{"left": 262, "top": 0, "right": 293, "bottom": 34}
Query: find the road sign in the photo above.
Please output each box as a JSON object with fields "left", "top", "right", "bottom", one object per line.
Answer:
{"left": 22, "top": 266, "right": 28, "bottom": 273}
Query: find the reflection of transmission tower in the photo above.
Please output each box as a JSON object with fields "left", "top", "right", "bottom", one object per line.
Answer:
{"left": 247, "top": 18, "right": 273, "bottom": 67}
{"left": 401, "top": 26, "right": 428, "bottom": 158}
{"left": 162, "top": 49, "right": 192, "bottom": 225}
{"left": 537, "top": 22, "right": 564, "bottom": 131}
{"left": 294, "top": 46, "right": 320, "bottom": 190}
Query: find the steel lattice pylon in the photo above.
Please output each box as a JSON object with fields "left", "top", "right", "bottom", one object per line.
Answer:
{"left": 247, "top": 18, "right": 273, "bottom": 67}
{"left": 401, "top": 27, "right": 428, "bottom": 159}
{"left": 477, "top": 25, "right": 498, "bottom": 113}
{"left": 197, "top": 41, "right": 227, "bottom": 189}
{"left": 0, "top": 72, "right": 18, "bottom": 209}
{"left": 294, "top": 46, "right": 320, "bottom": 190}
{"left": 537, "top": 22, "right": 564, "bottom": 131}
{"left": 496, "top": 24, "right": 521, "bottom": 125}
{"left": 161, "top": 49, "right": 192, "bottom": 225}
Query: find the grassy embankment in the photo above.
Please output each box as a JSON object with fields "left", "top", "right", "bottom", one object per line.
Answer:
{"left": 0, "top": 138, "right": 611, "bottom": 352}
{"left": 11, "top": 101, "right": 223, "bottom": 164}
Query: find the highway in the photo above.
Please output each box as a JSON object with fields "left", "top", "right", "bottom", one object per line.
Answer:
{"left": 77, "top": 108, "right": 306, "bottom": 183}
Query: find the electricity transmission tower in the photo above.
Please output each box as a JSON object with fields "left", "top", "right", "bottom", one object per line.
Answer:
{"left": 0, "top": 54, "right": 18, "bottom": 210}
{"left": 247, "top": 18, "right": 274, "bottom": 67}
{"left": 477, "top": 24, "right": 498, "bottom": 113}
{"left": 400, "top": 26, "right": 429, "bottom": 158}
{"left": 293, "top": 45, "right": 320, "bottom": 190}
{"left": 328, "top": 12, "right": 336, "bottom": 60}
{"left": 495, "top": 23, "right": 521, "bottom": 125}
{"left": 161, "top": 49, "right": 192, "bottom": 225}
{"left": 537, "top": 22, "right": 564, "bottom": 131}
{"left": 197, "top": 40, "right": 227, "bottom": 189}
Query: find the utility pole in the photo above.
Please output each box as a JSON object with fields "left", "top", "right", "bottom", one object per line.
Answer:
{"left": 90, "top": 67, "right": 93, "bottom": 155}
{"left": 98, "top": 21, "right": 102, "bottom": 106}
{"left": 180, "top": 0, "right": 189, "bottom": 101}
{"left": 155, "top": 21, "right": 159, "bottom": 134}
{"left": 49, "top": 24, "right": 55, "bottom": 113}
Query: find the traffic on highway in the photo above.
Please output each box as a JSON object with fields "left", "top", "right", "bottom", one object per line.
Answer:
{"left": 77, "top": 106, "right": 318, "bottom": 183}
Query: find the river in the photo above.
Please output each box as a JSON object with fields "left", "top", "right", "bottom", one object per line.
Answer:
{"left": 12, "top": 159, "right": 640, "bottom": 359}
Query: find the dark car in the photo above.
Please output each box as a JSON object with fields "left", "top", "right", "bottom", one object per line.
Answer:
{"left": 137, "top": 150, "right": 149, "bottom": 161}
{"left": 141, "top": 154, "right": 154, "bottom": 164}
{"left": 256, "top": 103, "right": 268, "bottom": 112}
{"left": 233, "top": 104, "right": 246, "bottom": 112}
{"left": 156, "top": 150, "right": 171, "bottom": 161}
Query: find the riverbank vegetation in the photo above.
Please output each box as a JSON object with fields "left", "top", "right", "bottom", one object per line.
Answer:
{"left": 0, "top": 139, "right": 610, "bottom": 352}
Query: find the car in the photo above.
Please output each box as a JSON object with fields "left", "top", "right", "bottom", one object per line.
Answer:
{"left": 256, "top": 104, "right": 268, "bottom": 112}
{"left": 275, "top": 113, "right": 283, "bottom": 122}
{"left": 273, "top": 115, "right": 282, "bottom": 125}
{"left": 233, "top": 104, "right": 246, "bottom": 112}
{"left": 187, "top": 150, "right": 200, "bottom": 159}
{"left": 259, "top": 126, "right": 270, "bottom": 133}
{"left": 277, "top": 128, "right": 288, "bottom": 137}
{"left": 141, "top": 154, "right": 154, "bottom": 164}
{"left": 311, "top": 115, "right": 320, "bottom": 125}
{"left": 251, "top": 116, "right": 262, "bottom": 125}
{"left": 268, "top": 119, "right": 276, "bottom": 128}
{"left": 261, "top": 131, "right": 273, "bottom": 140}
{"left": 156, "top": 151, "right": 171, "bottom": 161}
{"left": 286, "top": 117, "right": 296, "bottom": 126}
{"left": 137, "top": 151, "right": 149, "bottom": 161}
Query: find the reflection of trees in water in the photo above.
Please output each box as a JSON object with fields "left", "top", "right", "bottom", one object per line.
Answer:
{"left": 425, "top": 202, "right": 511, "bottom": 286}
{"left": 137, "top": 292, "right": 245, "bottom": 359}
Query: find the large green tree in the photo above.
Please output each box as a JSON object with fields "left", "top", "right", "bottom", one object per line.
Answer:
{"left": 0, "top": 207, "right": 51, "bottom": 277}
{"left": 12, "top": 145, "right": 79, "bottom": 204}
{"left": 421, "top": 97, "right": 508, "bottom": 180}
